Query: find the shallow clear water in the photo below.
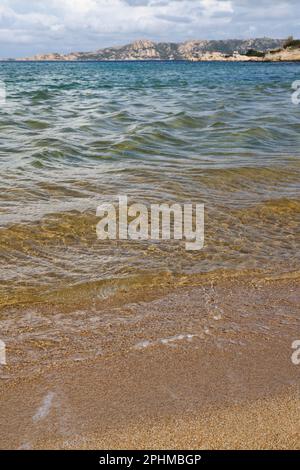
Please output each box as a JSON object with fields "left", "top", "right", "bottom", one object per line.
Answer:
{"left": 0, "top": 61, "right": 300, "bottom": 307}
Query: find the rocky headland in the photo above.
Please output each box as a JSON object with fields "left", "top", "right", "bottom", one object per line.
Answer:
{"left": 9, "top": 37, "right": 300, "bottom": 62}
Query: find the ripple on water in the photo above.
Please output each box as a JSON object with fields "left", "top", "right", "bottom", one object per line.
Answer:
{"left": 0, "top": 61, "right": 299, "bottom": 306}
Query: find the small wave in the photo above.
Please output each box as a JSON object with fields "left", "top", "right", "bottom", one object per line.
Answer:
{"left": 135, "top": 334, "right": 197, "bottom": 350}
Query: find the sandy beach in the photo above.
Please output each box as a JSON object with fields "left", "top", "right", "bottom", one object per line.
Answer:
{"left": 1, "top": 273, "right": 299, "bottom": 449}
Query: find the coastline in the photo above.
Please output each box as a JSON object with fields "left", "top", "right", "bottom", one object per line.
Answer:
{"left": 1, "top": 272, "right": 299, "bottom": 449}
{"left": 3, "top": 38, "right": 300, "bottom": 62}
{"left": 4, "top": 57, "right": 300, "bottom": 63}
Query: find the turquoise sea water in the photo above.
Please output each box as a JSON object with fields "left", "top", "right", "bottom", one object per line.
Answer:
{"left": 0, "top": 61, "right": 299, "bottom": 306}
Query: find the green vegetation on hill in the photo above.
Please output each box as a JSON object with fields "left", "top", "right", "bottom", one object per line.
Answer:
{"left": 283, "top": 36, "right": 300, "bottom": 49}
{"left": 245, "top": 49, "right": 265, "bottom": 58}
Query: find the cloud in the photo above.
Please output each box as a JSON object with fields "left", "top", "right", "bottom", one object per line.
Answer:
{"left": 0, "top": 0, "right": 298, "bottom": 57}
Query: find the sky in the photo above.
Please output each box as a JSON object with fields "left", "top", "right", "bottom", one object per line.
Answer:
{"left": 0, "top": 0, "right": 299, "bottom": 58}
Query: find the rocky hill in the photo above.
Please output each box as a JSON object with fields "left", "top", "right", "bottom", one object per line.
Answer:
{"left": 20, "top": 38, "right": 284, "bottom": 61}
{"left": 264, "top": 45, "right": 300, "bottom": 61}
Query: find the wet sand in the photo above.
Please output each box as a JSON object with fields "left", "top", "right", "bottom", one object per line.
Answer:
{"left": 0, "top": 273, "right": 300, "bottom": 449}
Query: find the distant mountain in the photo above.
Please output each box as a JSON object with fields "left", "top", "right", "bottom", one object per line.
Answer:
{"left": 19, "top": 38, "right": 285, "bottom": 61}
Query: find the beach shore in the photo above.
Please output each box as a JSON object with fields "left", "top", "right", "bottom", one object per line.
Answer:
{"left": 0, "top": 273, "right": 299, "bottom": 449}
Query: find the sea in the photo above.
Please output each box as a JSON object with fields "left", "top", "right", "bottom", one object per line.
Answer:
{"left": 0, "top": 60, "right": 299, "bottom": 311}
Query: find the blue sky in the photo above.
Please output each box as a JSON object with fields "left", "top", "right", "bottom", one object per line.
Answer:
{"left": 0, "top": 0, "right": 299, "bottom": 58}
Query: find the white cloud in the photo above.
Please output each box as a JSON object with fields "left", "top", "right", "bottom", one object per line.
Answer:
{"left": 0, "top": 0, "right": 298, "bottom": 57}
